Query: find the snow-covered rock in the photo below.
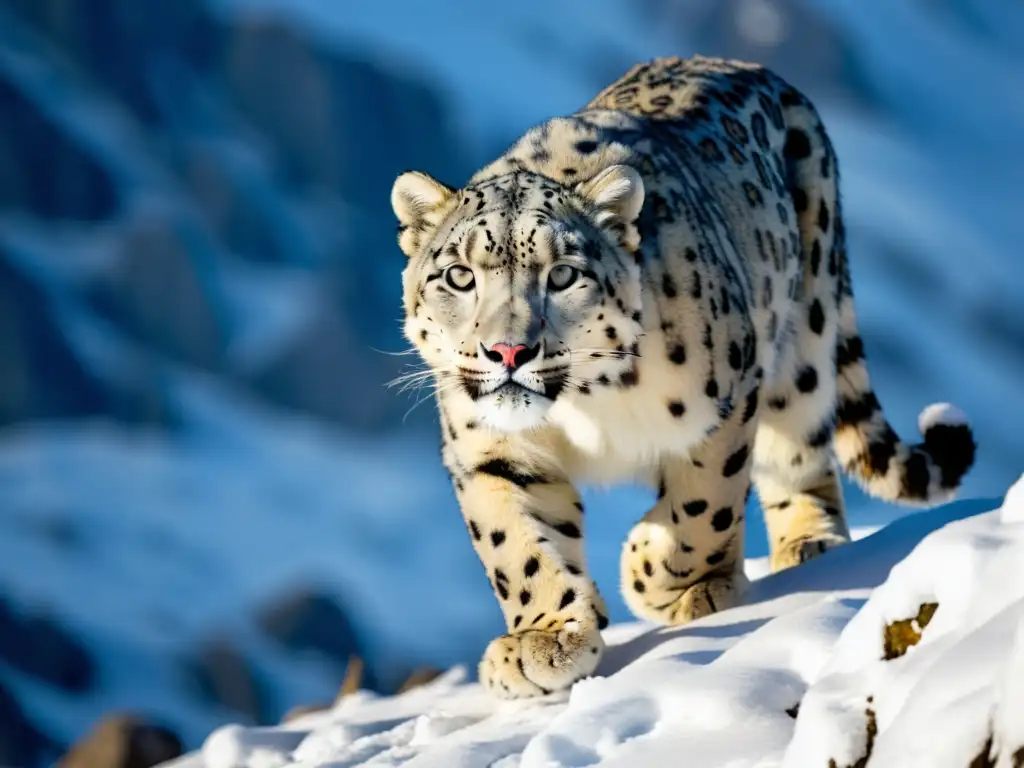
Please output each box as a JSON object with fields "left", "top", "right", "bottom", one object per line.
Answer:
{"left": 786, "top": 473, "right": 1024, "bottom": 768}
{"left": 152, "top": 477, "right": 1024, "bottom": 768}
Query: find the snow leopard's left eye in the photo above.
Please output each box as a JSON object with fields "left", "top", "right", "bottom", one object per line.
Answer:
{"left": 548, "top": 265, "right": 579, "bottom": 292}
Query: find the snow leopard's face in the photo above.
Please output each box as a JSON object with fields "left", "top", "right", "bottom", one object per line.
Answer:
{"left": 391, "top": 166, "right": 645, "bottom": 432}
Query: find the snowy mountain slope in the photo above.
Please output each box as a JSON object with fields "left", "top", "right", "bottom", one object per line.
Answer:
{"left": 159, "top": 477, "right": 1023, "bottom": 768}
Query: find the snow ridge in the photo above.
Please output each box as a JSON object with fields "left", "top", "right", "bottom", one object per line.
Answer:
{"left": 164, "top": 476, "right": 1024, "bottom": 768}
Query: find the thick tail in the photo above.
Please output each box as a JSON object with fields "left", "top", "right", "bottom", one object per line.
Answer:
{"left": 831, "top": 296, "right": 976, "bottom": 506}
{"left": 777, "top": 78, "right": 976, "bottom": 506}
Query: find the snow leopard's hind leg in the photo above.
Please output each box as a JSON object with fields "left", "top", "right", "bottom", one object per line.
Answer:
{"left": 753, "top": 84, "right": 851, "bottom": 573}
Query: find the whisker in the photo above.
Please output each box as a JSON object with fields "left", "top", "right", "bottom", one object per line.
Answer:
{"left": 398, "top": 376, "right": 462, "bottom": 420}
{"left": 388, "top": 367, "right": 433, "bottom": 382}
{"left": 388, "top": 365, "right": 462, "bottom": 395}
{"left": 388, "top": 372, "right": 436, "bottom": 393}
{"left": 371, "top": 346, "right": 421, "bottom": 357}
{"left": 402, "top": 390, "right": 439, "bottom": 424}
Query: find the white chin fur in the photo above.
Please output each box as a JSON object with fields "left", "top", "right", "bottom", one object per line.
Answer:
{"left": 918, "top": 402, "right": 968, "bottom": 433}
{"left": 478, "top": 394, "right": 551, "bottom": 433}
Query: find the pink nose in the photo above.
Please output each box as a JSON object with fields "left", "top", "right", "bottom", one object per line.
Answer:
{"left": 490, "top": 343, "right": 529, "bottom": 369}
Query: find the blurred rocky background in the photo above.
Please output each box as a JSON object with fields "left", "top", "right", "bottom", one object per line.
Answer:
{"left": 0, "top": 0, "right": 1021, "bottom": 765}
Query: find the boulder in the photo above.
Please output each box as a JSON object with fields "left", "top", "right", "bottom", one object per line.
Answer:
{"left": 184, "top": 636, "right": 271, "bottom": 725}
{"left": 255, "top": 588, "right": 369, "bottom": 687}
{"left": 883, "top": 602, "right": 938, "bottom": 660}
{"left": 57, "top": 714, "right": 182, "bottom": 768}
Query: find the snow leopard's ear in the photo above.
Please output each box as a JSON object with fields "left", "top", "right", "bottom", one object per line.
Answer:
{"left": 576, "top": 164, "right": 645, "bottom": 252}
{"left": 391, "top": 171, "right": 458, "bottom": 257}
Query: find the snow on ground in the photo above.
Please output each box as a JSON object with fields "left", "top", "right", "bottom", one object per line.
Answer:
{"left": 154, "top": 477, "right": 1024, "bottom": 768}
{"left": 786, "top": 478, "right": 1024, "bottom": 768}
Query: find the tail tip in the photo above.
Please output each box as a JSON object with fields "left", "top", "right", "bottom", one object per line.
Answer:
{"left": 918, "top": 402, "right": 968, "bottom": 432}
{"left": 918, "top": 402, "right": 976, "bottom": 491}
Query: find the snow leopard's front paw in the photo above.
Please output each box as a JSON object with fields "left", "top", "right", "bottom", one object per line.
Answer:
{"left": 479, "top": 621, "right": 605, "bottom": 699}
{"left": 770, "top": 533, "right": 847, "bottom": 573}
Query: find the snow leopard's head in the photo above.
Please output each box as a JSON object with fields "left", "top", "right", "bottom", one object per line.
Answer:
{"left": 391, "top": 165, "right": 645, "bottom": 432}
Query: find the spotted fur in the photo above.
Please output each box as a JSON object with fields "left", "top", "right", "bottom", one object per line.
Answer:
{"left": 390, "top": 56, "right": 976, "bottom": 699}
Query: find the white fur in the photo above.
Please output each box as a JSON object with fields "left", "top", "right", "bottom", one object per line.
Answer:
{"left": 577, "top": 164, "right": 646, "bottom": 225}
{"left": 391, "top": 171, "right": 452, "bottom": 225}
{"left": 477, "top": 388, "right": 552, "bottom": 433}
{"left": 919, "top": 402, "right": 968, "bottom": 432}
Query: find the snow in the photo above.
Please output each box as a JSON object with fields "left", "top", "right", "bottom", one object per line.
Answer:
{"left": 149, "top": 477, "right": 1024, "bottom": 768}
{"left": 785, "top": 479, "right": 1024, "bottom": 767}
